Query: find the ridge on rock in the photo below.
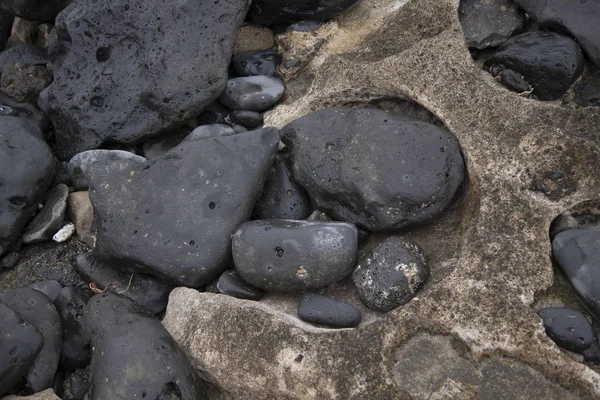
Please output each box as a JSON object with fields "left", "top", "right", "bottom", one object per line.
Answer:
{"left": 88, "top": 128, "right": 280, "bottom": 287}
{"left": 46, "top": 0, "right": 250, "bottom": 160}
{"left": 280, "top": 108, "right": 465, "bottom": 231}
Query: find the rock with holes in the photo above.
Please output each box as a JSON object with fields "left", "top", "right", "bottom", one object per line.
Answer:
{"left": 1, "top": 288, "right": 62, "bottom": 392}
{"left": 484, "top": 31, "right": 585, "bottom": 100}
{"left": 352, "top": 236, "right": 428, "bottom": 312}
{"left": 515, "top": 0, "right": 600, "bottom": 68}
{"left": 68, "top": 150, "right": 146, "bottom": 190}
{"left": 232, "top": 49, "right": 278, "bottom": 77}
{"left": 232, "top": 219, "right": 358, "bottom": 291}
{"left": 219, "top": 76, "right": 285, "bottom": 112}
{"left": 249, "top": 0, "right": 360, "bottom": 25}
{"left": 46, "top": 0, "right": 250, "bottom": 160}
{"left": 85, "top": 293, "right": 210, "bottom": 399}
{"left": 252, "top": 151, "right": 312, "bottom": 220}
{"left": 0, "top": 93, "right": 55, "bottom": 256}
{"left": 74, "top": 252, "right": 172, "bottom": 314}
{"left": 21, "top": 184, "right": 69, "bottom": 245}
{"left": 458, "top": 0, "right": 525, "bottom": 50}
{"left": 55, "top": 286, "right": 92, "bottom": 370}
{"left": 552, "top": 229, "right": 600, "bottom": 322}
{"left": 538, "top": 307, "right": 596, "bottom": 354}
{"left": 0, "top": 0, "right": 71, "bottom": 21}
{"left": 297, "top": 293, "right": 361, "bottom": 328}
{"left": 281, "top": 108, "right": 465, "bottom": 231}
{"left": 88, "top": 128, "right": 279, "bottom": 287}
{"left": 0, "top": 302, "right": 43, "bottom": 396}
{"left": 62, "top": 367, "right": 90, "bottom": 400}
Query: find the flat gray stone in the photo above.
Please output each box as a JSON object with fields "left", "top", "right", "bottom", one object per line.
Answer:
{"left": 22, "top": 184, "right": 69, "bottom": 244}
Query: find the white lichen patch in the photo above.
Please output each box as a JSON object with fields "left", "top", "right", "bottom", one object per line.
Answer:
{"left": 296, "top": 266, "right": 308, "bottom": 279}
{"left": 396, "top": 261, "right": 422, "bottom": 293}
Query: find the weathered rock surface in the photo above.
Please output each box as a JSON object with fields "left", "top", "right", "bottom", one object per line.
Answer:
{"left": 1, "top": 288, "right": 62, "bottom": 392}
{"left": 0, "top": 302, "right": 43, "bottom": 397}
{"left": 0, "top": 94, "right": 55, "bottom": 256}
{"left": 216, "top": 269, "right": 263, "bottom": 300}
{"left": 1, "top": 63, "right": 52, "bottom": 104}
{"left": 85, "top": 293, "right": 209, "bottom": 399}
{"left": 0, "top": 0, "right": 71, "bottom": 22}
{"left": 516, "top": 0, "right": 600, "bottom": 67}
{"left": 249, "top": 0, "right": 360, "bottom": 25}
{"left": 233, "top": 24, "right": 275, "bottom": 54}
{"left": 27, "top": 280, "right": 61, "bottom": 302}
{"left": 458, "top": 0, "right": 525, "bottom": 50}
{"left": 21, "top": 184, "right": 68, "bottom": 245}
{"left": 0, "top": 11, "right": 12, "bottom": 51}
{"left": 232, "top": 49, "right": 278, "bottom": 77}
{"left": 89, "top": 128, "right": 279, "bottom": 287}
{"left": 484, "top": 31, "right": 585, "bottom": 100}
{"left": 61, "top": 368, "right": 89, "bottom": 400}
{"left": 46, "top": 0, "right": 250, "bottom": 160}
{"left": 68, "top": 150, "right": 146, "bottom": 190}
{"left": 75, "top": 252, "right": 172, "bottom": 314}
{"left": 1, "top": 389, "right": 61, "bottom": 400}
{"left": 281, "top": 108, "right": 465, "bottom": 231}
{"left": 162, "top": 0, "right": 600, "bottom": 397}
{"left": 233, "top": 220, "right": 358, "bottom": 291}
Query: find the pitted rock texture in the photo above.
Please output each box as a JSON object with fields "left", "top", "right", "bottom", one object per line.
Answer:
{"left": 88, "top": 128, "right": 279, "bottom": 287}
{"left": 46, "top": 0, "right": 250, "bottom": 160}
{"left": 163, "top": 0, "right": 600, "bottom": 398}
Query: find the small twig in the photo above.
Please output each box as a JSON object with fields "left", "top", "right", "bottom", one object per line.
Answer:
{"left": 89, "top": 281, "right": 120, "bottom": 294}
{"left": 117, "top": 274, "right": 134, "bottom": 294}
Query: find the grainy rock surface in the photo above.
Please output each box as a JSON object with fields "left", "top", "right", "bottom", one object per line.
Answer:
{"left": 46, "top": 0, "right": 250, "bottom": 160}
{"left": 162, "top": 0, "right": 600, "bottom": 398}
{"left": 458, "top": 0, "right": 525, "bottom": 49}
{"left": 89, "top": 128, "right": 279, "bottom": 287}
{"left": 1, "top": 63, "right": 52, "bottom": 104}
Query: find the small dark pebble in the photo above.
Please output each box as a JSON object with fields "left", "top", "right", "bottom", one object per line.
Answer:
{"left": 216, "top": 269, "right": 264, "bottom": 300}
{"left": 297, "top": 293, "right": 361, "bottom": 328}
{"left": 538, "top": 307, "right": 595, "bottom": 354}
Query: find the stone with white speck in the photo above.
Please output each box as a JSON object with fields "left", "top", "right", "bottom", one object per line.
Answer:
{"left": 52, "top": 222, "right": 75, "bottom": 243}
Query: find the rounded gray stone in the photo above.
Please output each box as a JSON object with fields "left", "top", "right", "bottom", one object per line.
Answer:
{"left": 22, "top": 184, "right": 69, "bottom": 244}
{"left": 219, "top": 76, "right": 285, "bottom": 112}
{"left": 68, "top": 150, "right": 146, "bottom": 190}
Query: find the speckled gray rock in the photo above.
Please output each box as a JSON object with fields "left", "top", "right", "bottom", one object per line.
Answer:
{"left": 0, "top": 45, "right": 50, "bottom": 71}
{"left": 62, "top": 368, "right": 89, "bottom": 400}
{"left": 353, "top": 236, "right": 428, "bottom": 312}
{"left": 253, "top": 151, "right": 311, "bottom": 220}
{"left": 0, "top": 302, "right": 43, "bottom": 397}
{"left": 281, "top": 108, "right": 465, "bottom": 231}
{"left": 183, "top": 124, "right": 236, "bottom": 142}
{"left": 516, "top": 0, "right": 600, "bottom": 67}
{"left": 484, "top": 31, "right": 585, "bottom": 100}
{"left": 298, "top": 293, "right": 361, "bottom": 328}
{"left": 0, "top": 0, "right": 71, "bottom": 21}
{"left": 74, "top": 252, "right": 172, "bottom": 314}
{"left": 230, "top": 110, "right": 263, "bottom": 129}
{"left": 68, "top": 150, "right": 146, "bottom": 190}
{"left": 22, "top": 184, "right": 69, "bottom": 245}
{"left": 54, "top": 286, "right": 91, "bottom": 371}
{"left": 46, "top": 0, "right": 250, "bottom": 160}
{"left": 0, "top": 94, "right": 55, "bottom": 256}
{"left": 538, "top": 307, "right": 595, "bottom": 354}
{"left": 249, "top": 0, "right": 360, "bottom": 25}
{"left": 232, "top": 49, "right": 278, "bottom": 77}
{"left": 216, "top": 269, "right": 264, "bottom": 300}
{"left": 552, "top": 229, "right": 600, "bottom": 322}
{"left": 27, "top": 280, "right": 62, "bottom": 302}
{"left": 88, "top": 128, "right": 280, "bottom": 287}
{"left": 1, "top": 63, "right": 53, "bottom": 104}
{"left": 233, "top": 219, "right": 358, "bottom": 291}
{"left": 458, "top": 0, "right": 525, "bottom": 50}
{"left": 219, "top": 76, "right": 285, "bottom": 112}
{"left": 84, "top": 293, "right": 209, "bottom": 399}
{"left": 1, "top": 288, "right": 62, "bottom": 392}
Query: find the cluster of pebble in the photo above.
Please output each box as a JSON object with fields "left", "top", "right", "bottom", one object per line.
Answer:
{"left": 459, "top": 0, "right": 599, "bottom": 105}
{"left": 539, "top": 216, "right": 600, "bottom": 362}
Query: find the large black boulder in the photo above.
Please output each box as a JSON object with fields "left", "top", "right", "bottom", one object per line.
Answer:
{"left": 84, "top": 293, "right": 209, "bottom": 399}
{"left": 0, "top": 93, "right": 55, "bottom": 256}
{"left": 280, "top": 108, "right": 465, "bottom": 231}
{"left": 55, "top": 286, "right": 92, "bottom": 371}
{"left": 46, "top": 0, "right": 250, "bottom": 160}
{"left": 88, "top": 128, "right": 279, "bottom": 287}
{"left": 249, "top": 0, "right": 359, "bottom": 25}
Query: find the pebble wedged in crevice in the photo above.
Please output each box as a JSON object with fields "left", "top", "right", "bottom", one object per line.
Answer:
{"left": 483, "top": 31, "right": 585, "bottom": 100}
{"left": 55, "top": 286, "right": 92, "bottom": 371}
{"left": 253, "top": 151, "right": 312, "bottom": 220}
{"left": 141, "top": 127, "right": 190, "bottom": 159}
{"left": 183, "top": 124, "right": 236, "bottom": 142}
{"left": 0, "top": 94, "right": 55, "bottom": 256}
{"left": 538, "top": 307, "right": 596, "bottom": 354}
{"left": 458, "top": 0, "right": 526, "bottom": 50}
{"left": 21, "top": 184, "right": 69, "bottom": 245}
{"left": 249, "top": 0, "right": 360, "bottom": 26}
{"left": 27, "top": 280, "right": 62, "bottom": 302}
{"left": 233, "top": 219, "right": 358, "bottom": 291}
{"left": 1, "top": 288, "right": 62, "bottom": 392}
{"left": 219, "top": 76, "right": 285, "bottom": 112}
{"left": 353, "top": 236, "right": 429, "bottom": 312}
{"left": 68, "top": 150, "right": 146, "bottom": 191}
{"left": 515, "top": 0, "right": 600, "bottom": 68}
{"left": 88, "top": 128, "right": 280, "bottom": 287}
{"left": 297, "top": 293, "right": 361, "bottom": 328}
{"left": 552, "top": 229, "right": 600, "bottom": 322}
{"left": 46, "top": 0, "right": 250, "bottom": 160}
{"left": 216, "top": 269, "right": 264, "bottom": 300}
{"left": 0, "top": 302, "right": 43, "bottom": 397}
{"left": 232, "top": 49, "right": 278, "bottom": 77}
{"left": 281, "top": 108, "right": 465, "bottom": 231}
{"left": 84, "top": 293, "right": 209, "bottom": 399}
{"left": 229, "top": 110, "right": 263, "bottom": 129}
{"left": 74, "top": 252, "right": 172, "bottom": 314}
